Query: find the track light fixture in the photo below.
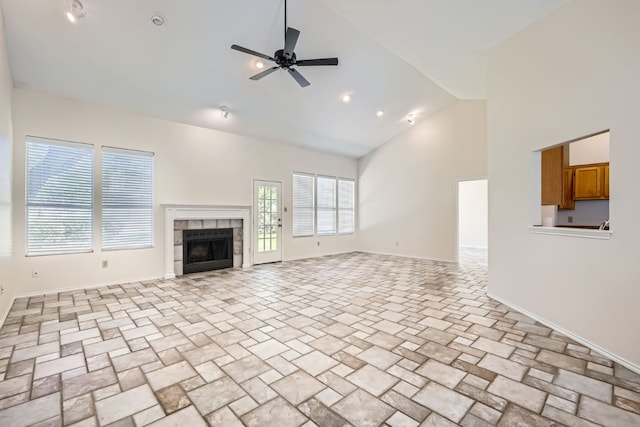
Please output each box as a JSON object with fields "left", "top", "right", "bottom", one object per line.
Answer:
{"left": 220, "top": 106, "right": 230, "bottom": 119}
{"left": 66, "top": 0, "right": 87, "bottom": 23}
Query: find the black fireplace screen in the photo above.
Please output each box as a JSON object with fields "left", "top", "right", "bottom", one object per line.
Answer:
{"left": 183, "top": 228, "right": 233, "bottom": 274}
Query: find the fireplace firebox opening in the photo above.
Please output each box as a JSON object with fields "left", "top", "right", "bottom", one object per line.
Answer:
{"left": 183, "top": 228, "right": 233, "bottom": 274}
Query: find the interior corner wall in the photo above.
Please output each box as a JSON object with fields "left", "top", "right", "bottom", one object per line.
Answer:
{"left": 358, "top": 100, "right": 487, "bottom": 261}
{"left": 10, "top": 88, "right": 358, "bottom": 297}
{"left": 0, "top": 5, "right": 15, "bottom": 320}
{"left": 487, "top": 0, "right": 640, "bottom": 368}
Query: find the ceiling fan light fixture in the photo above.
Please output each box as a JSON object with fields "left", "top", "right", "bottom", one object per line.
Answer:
{"left": 342, "top": 94, "right": 351, "bottom": 103}
{"left": 66, "top": 0, "right": 86, "bottom": 23}
{"left": 255, "top": 61, "right": 265, "bottom": 69}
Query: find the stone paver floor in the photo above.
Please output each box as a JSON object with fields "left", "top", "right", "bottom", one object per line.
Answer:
{"left": 0, "top": 249, "right": 638, "bottom": 426}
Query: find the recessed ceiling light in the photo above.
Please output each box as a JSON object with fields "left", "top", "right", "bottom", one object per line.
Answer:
{"left": 342, "top": 94, "right": 351, "bottom": 103}
{"left": 376, "top": 110, "right": 384, "bottom": 117}
{"left": 256, "top": 61, "right": 265, "bottom": 69}
{"left": 151, "top": 15, "right": 165, "bottom": 26}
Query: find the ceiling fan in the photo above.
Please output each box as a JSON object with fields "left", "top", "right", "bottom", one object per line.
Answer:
{"left": 230, "top": 0, "right": 339, "bottom": 87}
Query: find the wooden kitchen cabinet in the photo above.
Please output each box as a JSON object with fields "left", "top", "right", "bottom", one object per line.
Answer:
{"left": 573, "top": 162, "right": 609, "bottom": 200}
{"left": 541, "top": 146, "right": 563, "bottom": 205}
{"left": 603, "top": 164, "right": 609, "bottom": 198}
{"left": 560, "top": 167, "right": 575, "bottom": 210}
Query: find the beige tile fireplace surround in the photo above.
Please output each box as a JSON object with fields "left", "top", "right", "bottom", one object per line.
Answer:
{"left": 163, "top": 205, "right": 251, "bottom": 279}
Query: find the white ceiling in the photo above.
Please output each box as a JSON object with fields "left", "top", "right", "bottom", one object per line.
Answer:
{"left": 0, "top": 0, "right": 568, "bottom": 158}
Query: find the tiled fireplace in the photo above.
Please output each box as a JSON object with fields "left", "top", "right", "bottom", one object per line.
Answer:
{"left": 163, "top": 205, "right": 251, "bottom": 279}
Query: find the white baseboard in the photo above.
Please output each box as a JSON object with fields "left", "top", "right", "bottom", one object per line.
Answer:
{"left": 488, "top": 292, "right": 640, "bottom": 376}
{"left": 361, "top": 250, "right": 455, "bottom": 264}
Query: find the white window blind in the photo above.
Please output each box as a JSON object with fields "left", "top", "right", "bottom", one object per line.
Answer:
{"left": 102, "top": 147, "right": 154, "bottom": 250}
{"left": 317, "top": 176, "right": 336, "bottom": 235}
{"left": 338, "top": 179, "right": 355, "bottom": 234}
{"left": 26, "top": 137, "right": 94, "bottom": 255}
{"left": 293, "top": 173, "right": 314, "bottom": 237}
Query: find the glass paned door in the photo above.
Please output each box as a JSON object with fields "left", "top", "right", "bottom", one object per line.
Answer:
{"left": 253, "top": 180, "right": 282, "bottom": 264}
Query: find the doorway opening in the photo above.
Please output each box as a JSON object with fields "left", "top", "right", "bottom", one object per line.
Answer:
{"left": 457, "top": 179, "right": 488, "bottom": 263}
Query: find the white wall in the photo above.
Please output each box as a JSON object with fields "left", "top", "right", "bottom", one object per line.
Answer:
{"left": 9, "top": 89, "right": 358, "bottom": 300}
{"left": 0, "top": 6, "right": 14, "bottom": 321}
{"left": 358, "top": 100, "right": 486, "bottom": 262}
{"left": 488, "top": 0, "right": 640, "bottom": 368}
{"left": 458, "top": 180, "right": 488, "bottom": 248}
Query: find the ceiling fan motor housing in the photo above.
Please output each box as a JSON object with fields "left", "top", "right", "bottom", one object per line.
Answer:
{"left": 275, "top": 49, "right": 296, "bottom": 68}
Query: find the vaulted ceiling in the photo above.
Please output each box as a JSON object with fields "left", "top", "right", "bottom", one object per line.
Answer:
{"left": 0, "top": 0, "right": 568, "bottom": 157}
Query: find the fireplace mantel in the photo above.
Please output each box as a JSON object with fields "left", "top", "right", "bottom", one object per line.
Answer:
{"left": 163, "top": 204, "right": 251, "bottom": 279}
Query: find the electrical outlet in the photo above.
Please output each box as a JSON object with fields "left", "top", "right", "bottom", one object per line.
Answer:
{"left": 102, "top": 260, "right": 109, "bottom": 268}
{"left": 32, "top": 270, "right": 39, "bottom": 279}
{"left": 568, "top": 216, "right": 573, "bottom": 223}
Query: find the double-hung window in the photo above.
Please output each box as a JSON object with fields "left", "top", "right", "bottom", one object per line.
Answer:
{"left": 292, "top": 173, "right": 315, "bottom": 237}
{"left": 101, "top": 147, "right": 154, "bottom": 250}
{"left": 338, "top": 179, "right": 355, "bottom": 234}
{"left": 26, "top": 137, "right": 94, "bottom": 255}
{"left": 317, "top": 176, "right": 337, "bottom": 235}
{"left": 292, "top": 173, "right": 355, "bottom": 237}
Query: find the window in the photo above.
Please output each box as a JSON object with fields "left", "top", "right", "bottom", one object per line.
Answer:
{"left": 293, "top": 173, "right": 356, "bottom": 237}
{"left": 317, "top": 176, "right": 336, "bottom": 235}
{"left": 26, "top": 137, "right": 94, "bottom": 255}
{"left": 292, "top": 173, "right": 314, "bottom": 237}
{"left": 338, "top": 179, "right": 355, "bottom": 234}
{"left": 102, "top": 147, "right": 154, "bottom": 250}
